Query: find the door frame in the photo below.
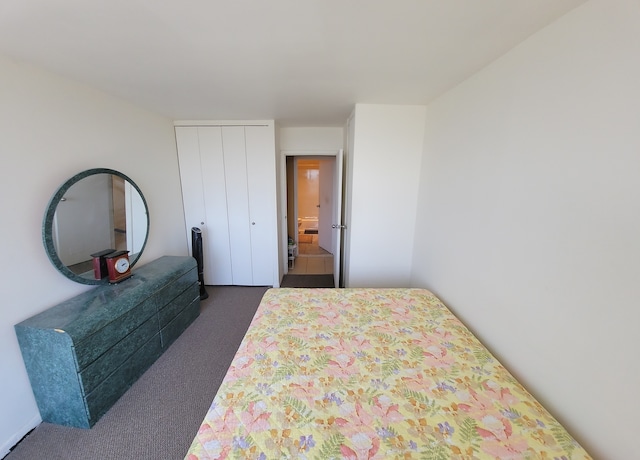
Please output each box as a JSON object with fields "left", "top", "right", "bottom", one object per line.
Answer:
{"left": 280, "top": 149, "right": 343, "bottom": 286}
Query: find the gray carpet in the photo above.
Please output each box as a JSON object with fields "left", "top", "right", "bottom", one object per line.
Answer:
{"left": 5, "top": 286, "right": 269, "bottom": 460}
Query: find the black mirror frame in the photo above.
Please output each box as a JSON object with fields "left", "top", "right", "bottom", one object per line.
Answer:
{"left": 42, "top": 168, "right": 149, "bottom": 285}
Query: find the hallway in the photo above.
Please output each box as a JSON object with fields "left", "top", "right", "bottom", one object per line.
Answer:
{"left": 288, "top": 234, "right": 333, "bottom": 275}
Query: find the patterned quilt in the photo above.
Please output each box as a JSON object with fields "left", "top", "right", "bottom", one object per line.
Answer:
{"left": 185, "top": 288, "right": 590, "bottom": 459}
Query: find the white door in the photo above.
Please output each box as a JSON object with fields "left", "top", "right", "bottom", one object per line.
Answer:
{"left": 245, "top": 126, "right": 277, "bottom": 286}
{"left": 332, "top": 149, "right": 344, "bottom": 288}
{"left": 199, "top": 127, "right": 233, "bottom": 285}
{"left": 318, "top": 158, "right": 334, "bottom": 253}
{"left": 175, "top": 126, "right": 206, "bottom": 259}
{"left": 221, "top": 127, "right": 253, "bottom": 285}
{"left": 175, "top": 126, "right": 233, "bottom": 285}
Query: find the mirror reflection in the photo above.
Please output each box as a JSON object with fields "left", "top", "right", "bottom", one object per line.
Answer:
{"left": 43, "top": 169, "right": 149, "bottom": 284}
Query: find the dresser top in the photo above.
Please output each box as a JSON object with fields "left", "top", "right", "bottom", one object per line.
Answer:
{"left": 16, "top": 256, "right": 196, "bottom": 336}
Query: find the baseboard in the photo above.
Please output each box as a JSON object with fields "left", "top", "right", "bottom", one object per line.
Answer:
{"left": 0, "top": 414, "right": 41, "bottom": 459}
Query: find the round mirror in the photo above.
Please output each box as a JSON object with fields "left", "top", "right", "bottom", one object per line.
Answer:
{"left": 43, "top": 168, "right": 149, "bottom": 284}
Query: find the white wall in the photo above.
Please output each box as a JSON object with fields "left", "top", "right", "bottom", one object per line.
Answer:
{"left": 347, "top": 104, "right": 426, "bottom": 287}
{"left": 0, "top": 56, "right": 187, "bottom": 456}
{"left": 278, "top": 126, "right": 344, "bottom": 152}
{"left": 411, "top": 0, "right": 639, "bottom": 457}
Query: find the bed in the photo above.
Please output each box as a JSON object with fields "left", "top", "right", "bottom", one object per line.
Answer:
{"left": 185, "top": 288, "right": 590, "bottom": 459}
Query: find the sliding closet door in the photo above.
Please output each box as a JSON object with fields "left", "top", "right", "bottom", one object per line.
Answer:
{"left": 198, "top": 127, "right": 233, "bottom": 285}
{"left": 174, "top": 127, "right": 207, "bottom": 267}
{"left": 245, "top": 126, "right": 277, "bottom": 285}
{"left": 175, "top": 126, "right": 233, "bottom": 285}
{"left": 221, "top": 127, "right": 253, "bottom": 285}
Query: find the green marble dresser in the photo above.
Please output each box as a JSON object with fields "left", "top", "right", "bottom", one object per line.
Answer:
{"left": 15, "top": 256, "right": 200, "bottom": 428}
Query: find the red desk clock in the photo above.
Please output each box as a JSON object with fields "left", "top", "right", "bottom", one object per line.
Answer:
{"left": 104, "top": 250, "right": 132, "bottom": 283}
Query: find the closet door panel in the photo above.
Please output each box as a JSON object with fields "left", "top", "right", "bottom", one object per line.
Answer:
{"left": 245, "top": 126, "right": 276, "bottom": 286}
{"left": 221, "top": 127, "right": 253, "bottom": 285}
{"left": 198, "top": 127, "right": 233, "bottom": 285}
{"left": 175, "top": 127, "right": 207, "bottom": 255}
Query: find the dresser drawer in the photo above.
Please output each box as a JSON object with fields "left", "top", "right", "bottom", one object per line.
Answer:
{"left": 153, "top": 268, "right": 197, "bottom": 311}
{"left": 79, "top": 315, "right": 159, "bottom": 394}
{"left": 158, "top": 282, "right": 199, "bottom": 329}
{"left": 74, "top": 296, "right": 157, "bottom": 370}
{"left": 85, "top": 333, "right": 163, "bottom": 425}
{"left": 160, "top": 297, "right": 200, "bottom": 348}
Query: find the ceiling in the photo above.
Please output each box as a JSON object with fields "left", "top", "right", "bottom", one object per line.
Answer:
{"left": 0, "top": 0, "right": 586, "bottom": 126}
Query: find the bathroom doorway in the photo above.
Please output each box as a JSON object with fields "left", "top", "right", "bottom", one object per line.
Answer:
{"left": 295, "top": 158, "right": 329, "bottom": 252}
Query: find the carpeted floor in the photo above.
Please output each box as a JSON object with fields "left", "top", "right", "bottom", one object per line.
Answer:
{"left": 5, "top": 286, "right": 268, "bottom": 460}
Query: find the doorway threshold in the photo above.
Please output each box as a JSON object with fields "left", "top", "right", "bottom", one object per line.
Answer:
{"left": 280, "top": 274, "right": 334, "bottom": 288}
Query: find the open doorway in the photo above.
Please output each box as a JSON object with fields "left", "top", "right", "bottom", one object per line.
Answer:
{"left": 281, "top": 150, "right": 344, "bottom": 287}
{"left": 287, "top": 157, "right": 333, "bottom": 274}
{"left": 297, "top": 158, "right": 333, "bottom": 251}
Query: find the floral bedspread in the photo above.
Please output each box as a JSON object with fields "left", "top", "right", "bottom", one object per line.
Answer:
{"left": 185, "top": 288, "right": 590, "bottom": 459}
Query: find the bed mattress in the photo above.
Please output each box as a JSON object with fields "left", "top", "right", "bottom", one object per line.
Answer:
{"left": 185, "top": 288, "right": 590, "bottom": 459}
